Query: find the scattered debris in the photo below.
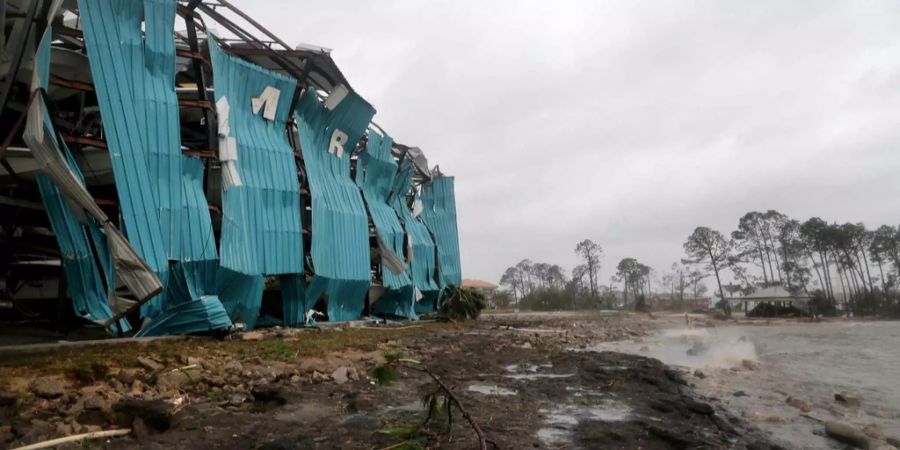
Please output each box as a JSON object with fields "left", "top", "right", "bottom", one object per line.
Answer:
{"left": 137, "top": 357, "right": 164, "bottom": 372}
{"left": 835, "top": 392, "right": 862, "bottom": 408}
{"left": 241, "top": 332, "right": 265, "bottom": 341}
{"left": 824, "top": 421, "right": 871, "bottom": 449}
{"left": 29, "top": 378, "right": 65, "bottom": 399}
{"left": 786, "top": 396, "right": 811, "bottom": 412}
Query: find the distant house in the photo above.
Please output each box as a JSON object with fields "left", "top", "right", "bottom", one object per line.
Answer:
{"left": 461, "top": 279, "right": 498, "bottom": 294}
{"left": 725, "top": 284, "right": 811, "bottom": 317}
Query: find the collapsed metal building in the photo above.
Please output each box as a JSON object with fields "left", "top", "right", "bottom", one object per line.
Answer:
{"left": 0, "top": 0, "right": 461, "bottom": 336}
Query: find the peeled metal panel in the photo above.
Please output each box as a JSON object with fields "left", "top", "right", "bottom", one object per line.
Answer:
{"left": 391, "top": 161, "right": 439, "bottom": 292}
{"left": 79, "top": 0, "right": 170, "bottom": 316}
{"left": 281, "top": 274, "right": 307, "bottom": 327}
{"left": 208, "top": 37, "right": 302, "bottom": 276}
{"left": 25, "top": 91, "right": 164, "bottom": 305}
{"left": 357, "top": 130, "right": 411, "bottom": 289}
{"left": 215, "top": 267, "right": 265, "bottom": 330}
{"left": 305, "top": 276, "right": 370, "bottom": 322}
{"left": 372, "top": 285, "right": 418, "bottom": 320}
{"left": 420, "top": 176, "right": 462, "bottom": 287}
{"left": 29, "top": 26, "right": 119, "bottom": 328}
{"left": 135, "top": 296, "right": 232, "bottom": 337}
{"left": 295, "top": 87, "right": 375, "bottom": 320}
{"left": 177, "top": 157, "right": 218, "bottom": 262}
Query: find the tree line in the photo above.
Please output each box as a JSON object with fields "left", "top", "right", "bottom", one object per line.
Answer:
{"left": 495, "top": 210, "right": 900, "bottom": 318}
{"left": 685, "top": 211, "right": 900, "bottom": 317}
{"left": 498, "top": 239, "right": 613, "bottom": 310}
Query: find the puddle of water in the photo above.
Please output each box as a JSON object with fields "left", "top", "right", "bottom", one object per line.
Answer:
{"left": 383, "top": 400, "right": 427, "bottom": 414}
{"left": 504, "top": 362, "right": 552, "bottom": 373}
{"left": 536, "top": 398, "right": 634, "bottom": 447}
{"left": 510, "top": 327, "right": 566, "bottom": 333}
{"left": 467, "top": 384, "right": 517, "bottom": 396}
{"left": 506, "top": 373, "right": 575, "bottom": 380}
{"left": 502, "top": 362, "right": 573, "bottom": 380}
{"left": 273, "top": 403, "right": 331, "bottom": 422}
{"left": 585, "top": 403, "right": 632, "bottom": 421}
{"left": 536, "top": 427, "right": 570, "bottom": 446}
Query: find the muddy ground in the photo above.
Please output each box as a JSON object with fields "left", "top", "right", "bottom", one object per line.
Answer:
{"left": 0, "top": 312, "right": 783, "bottom": 449}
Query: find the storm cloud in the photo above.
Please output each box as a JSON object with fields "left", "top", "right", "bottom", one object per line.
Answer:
{"left": 241, "top": 0, "right": 900, "bottom": 285}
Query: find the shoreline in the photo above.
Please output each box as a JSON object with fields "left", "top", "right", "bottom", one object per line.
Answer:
{"left": 1, "top": 312, "right": 785, "bottom": 449}
{"left": 596, "top": 313, "right": 900, "bottom": 450}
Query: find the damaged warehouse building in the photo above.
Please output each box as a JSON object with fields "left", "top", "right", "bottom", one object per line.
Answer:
{"left": 0, "top": 0, "right": 461, "bottom": 337}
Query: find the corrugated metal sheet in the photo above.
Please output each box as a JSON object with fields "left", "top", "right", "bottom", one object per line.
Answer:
{"left": 295, "top": 87, "right": 375, "bottom": 320}
{"left": 281, "top": 274, "right": 307, "bottom": 327}
{"left": 80, "top": 1, "right": 233, "bottom": 335}
{"left": 32, "top": 27, "right": 127, "bottom": 332}
{"left": 391, "top": 161, "right": 439, "bottom": 292}
{"left": 135, "top": 296, "right": 232, "bottom": 337}
{"left": 215, "top": 267, "right": 265, "bottom": 330}
{"left": 305, "top": 276, "right": 370, "bottom": 322}
{"left": 372, "top": 285, "right": 418, "bottom": 320}
{"left": 420, "top": 176, "right": 462, "bottom": 287}
{"left": 357, "top": 130, "right": 411, "bottom": 289}
{"left": 79, "top": 0, "right": 170, "bottom": 316}
{"left": 209, "top": 37, "right": 303, "bottom": 277}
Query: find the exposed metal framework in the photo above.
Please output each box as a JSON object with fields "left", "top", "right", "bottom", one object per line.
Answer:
{"left": 0, "top": 0, "right": 452, "bottom": 335}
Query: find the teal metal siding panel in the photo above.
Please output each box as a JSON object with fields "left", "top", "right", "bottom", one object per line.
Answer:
{"left": 295, "top": 88, "right": 374, "bottom": 280}
{"left": 135, "top": 296, "right": 232, "bottom": 337}
{"left": 79, "top": 0, "right": 170, "bottom": 317}
{"left": 357, "top": 130, "right": 411, "bottom": 289}
{"left": 140, "top": 0, "right": 185, "bottom": 261}
{"left": 33, "top": 27, "right": 127, "bottom": 332}
{"left": 372, "top": 286, "right": 418, "bottom": 320}
{"left": 216, "top": 267, "right": 265, "bottom": 330}
{"left": 80, "top": 1, "right": 231, "bottom": 334}
{"left": 281, "top": 274, "right": 308, "bottom": 327}
{"left": 391, "top": 161, "right": 439, "bottom": 292}
{"left": 208, "top": 37, "right": 302, "bottom": 276}
{"left": 178, "top": 157, "right": 218, "bottom": 262}
{"left": 420, "top": 176, "right": 462, "bottom": 287}
{"left": 295, "top": 88, "right": 375, "bottom": 320}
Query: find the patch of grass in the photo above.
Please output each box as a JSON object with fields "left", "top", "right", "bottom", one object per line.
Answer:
{"left": 264, "top": 341, "right": 295, "bottom": 360}
{"left": 206, "top": 389, "right": 222, "bottom": 402}
{"left": 373, "top": 364, "right": 398, "bottom": 385}
{"left": 391, "top": 441, "right": 425, "bottom": 450}
{"left": 376, "top": 425, "right": 418, "bottom": 439}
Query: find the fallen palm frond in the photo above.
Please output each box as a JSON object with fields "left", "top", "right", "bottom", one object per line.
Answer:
{"left": 438, "top": 286, "right": 486, "bottom": 321}
{"left": 374, "top": 356, "right": 496, "bottom": 450}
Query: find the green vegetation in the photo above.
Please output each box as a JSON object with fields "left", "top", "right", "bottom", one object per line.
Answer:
{"left": 373, "top": 364, "right": 399, "bottom": 385}
{"left": 497, "top": 211, "right": 900, "bottom": 318}
{"left": 438, "top": 286, "right": 486, "bottom": 321}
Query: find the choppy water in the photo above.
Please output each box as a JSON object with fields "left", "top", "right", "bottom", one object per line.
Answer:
{"left": 590, "top": 320, "right": 900, "bottom": 449}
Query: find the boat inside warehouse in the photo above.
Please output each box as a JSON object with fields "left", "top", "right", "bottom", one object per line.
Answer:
{"left": 0, "top": 0, "right": 461, "bottom": 339}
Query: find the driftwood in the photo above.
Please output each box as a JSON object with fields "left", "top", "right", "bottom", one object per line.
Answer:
{"left": 11, "top": 428, "right": 132, "bottom": 450}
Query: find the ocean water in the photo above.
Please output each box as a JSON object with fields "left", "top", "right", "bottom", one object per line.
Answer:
{"left": 588, "top": 321, "right": 900, "bottom": 449}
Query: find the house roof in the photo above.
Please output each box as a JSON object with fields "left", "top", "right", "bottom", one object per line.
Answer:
{"left": 462, "top": 279, "right": 498, "bottom": 289}
{"left": 729, "top": 285, "right": 811, "bottom": 301}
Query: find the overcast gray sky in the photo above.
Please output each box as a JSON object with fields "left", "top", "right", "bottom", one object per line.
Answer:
{"left": 241, "top": 0, "right": 900, "bottom": 286}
